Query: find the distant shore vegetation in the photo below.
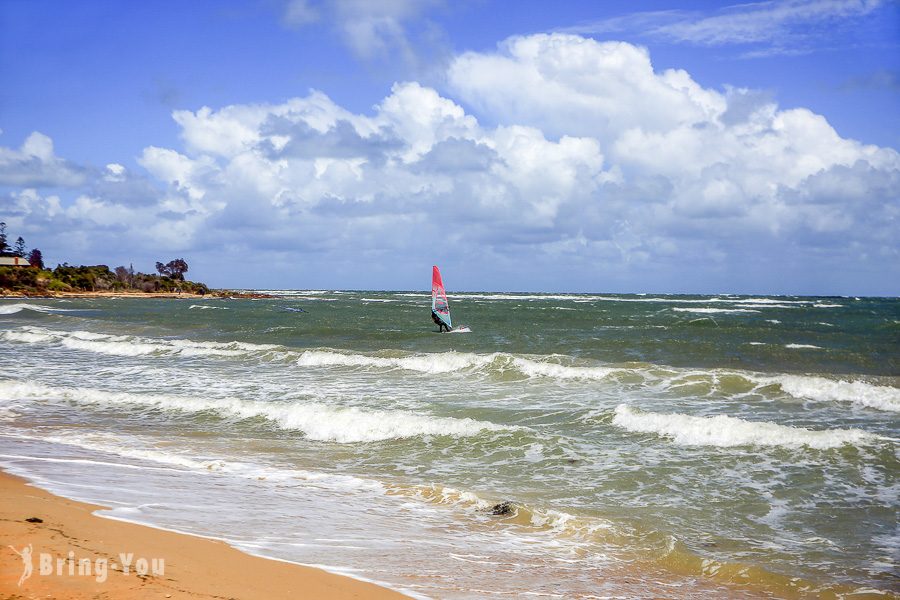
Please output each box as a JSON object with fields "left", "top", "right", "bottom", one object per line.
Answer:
{"left": 0, "top": 222, "right": 209, "bottom": 295}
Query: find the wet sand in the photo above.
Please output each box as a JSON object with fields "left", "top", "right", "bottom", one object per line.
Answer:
{"left": 0, "top": 470, "right": 407, "bottom": 599}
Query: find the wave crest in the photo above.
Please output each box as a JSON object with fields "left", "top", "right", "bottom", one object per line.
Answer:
{"left": 0, "top": 380, "right": 511, "bottom": 443}
{"left": 611, "top": 404, "right": 881, "bottom": 449}
{"left": 769, "top": 375, "right": 900, "bottom": 412}
{"left": 0, "top": 303, "right": 70, "bottom": 315}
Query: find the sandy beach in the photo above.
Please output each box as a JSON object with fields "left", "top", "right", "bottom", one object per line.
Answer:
{"left": 0, "top": 470, "right": 406, "bottom": 599}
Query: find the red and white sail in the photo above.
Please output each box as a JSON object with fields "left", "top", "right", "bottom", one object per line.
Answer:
{"left": 431, "top": 265, "right": 452, "bottom": 329}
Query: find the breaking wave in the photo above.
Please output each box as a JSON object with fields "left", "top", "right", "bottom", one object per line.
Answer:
{"left": 7, "top": 430, "right": 379, "bottom": 492}
{"left": 1, "top": 326, "right": 281, "bottom": 358}
{"left": 764, "top": 375, "right": 900, "bottom": 412}
{"left": 611, "top": 405, "right": 883, "bottom": 450}
{"left": 4, "top": 326, "right": 898, "bottom": 412}
{"left": 509, "top": 357, "right": 615, "bottom": 380}
{"left": 0, "top": 380, "right": 511, "bottom": 443}
{"left": 296, "top": 349, "right": 494, "bottom": 374}
{"left": 0, "top": 303, "right": 71, "bottom": 315}
{"left": 672, "top": 308, "right": 760, "bottom": 314}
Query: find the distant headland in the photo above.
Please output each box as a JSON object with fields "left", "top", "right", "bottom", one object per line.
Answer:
{"left": 0, "top": 222, "right": 268, "bottom": 298}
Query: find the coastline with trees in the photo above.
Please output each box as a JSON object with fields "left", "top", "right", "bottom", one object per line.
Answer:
{"left": 0, "top": 222, "right": 267, "bottom": 298}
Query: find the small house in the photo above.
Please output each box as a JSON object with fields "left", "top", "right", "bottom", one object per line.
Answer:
{"left": 0, "top": 256, "right": 31, "bottom": 267}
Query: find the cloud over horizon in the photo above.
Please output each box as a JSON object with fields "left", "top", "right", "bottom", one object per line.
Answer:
{"left": 1, "top": 34, "right": 898, "bottom": 294}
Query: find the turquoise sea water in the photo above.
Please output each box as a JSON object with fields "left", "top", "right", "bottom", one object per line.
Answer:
{"left": 0, "top": 292, "right": 897, "bottom": 598}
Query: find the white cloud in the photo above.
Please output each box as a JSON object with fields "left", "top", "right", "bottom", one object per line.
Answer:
{"left": 282, "top": 0, "right": 320, "bottom": 27}
{"left": 138, "top": 146, "right": 217, "bottom": 201}
{"left": 448, "top": 34, "right": 725, "bottom": 141}
{"left": 0, "top": 131, "right": 87, "bottom": 187}
{"left": 2, "top": 33, "right": 898, "bottom": 292}
{"left": 561, "top": 0, "right": 886, "bottom": 57}
{"left": 281, "top": 0, "right": 443, "bottom": 64}
{"left": 653, "top": 0, "right": 883, "bottom": 47}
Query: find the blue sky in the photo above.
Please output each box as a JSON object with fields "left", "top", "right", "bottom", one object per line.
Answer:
{"left": 1, "top": 0, "right": 898, "bottom": 294}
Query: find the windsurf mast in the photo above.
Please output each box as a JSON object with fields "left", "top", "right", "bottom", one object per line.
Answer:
{"left": 431, "top": 265, "right": 452, "bottom": 329}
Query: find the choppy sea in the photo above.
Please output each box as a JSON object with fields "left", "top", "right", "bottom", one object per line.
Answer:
{"left": 1, "top": 292, "right": 897, "bottom": 598}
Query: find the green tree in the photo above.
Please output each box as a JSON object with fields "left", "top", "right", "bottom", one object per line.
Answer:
{"left": 114, "top": 266, "right": 129, "bottom": 284}
{"left": 14, "top": 236, "right": 26, "bottom": 258}
{"left": 0, "top": 222, "right": 7, "bottom": 253}
{"left": 156, "top": 258, "right": 189, "bottom": 281}
{"left": 27, "top": 248, "right": 44, "bottom": 269}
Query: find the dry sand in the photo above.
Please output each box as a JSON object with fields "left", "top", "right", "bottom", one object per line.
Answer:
{"left": 0, "top": 470, "right": 407, "bottom": 599}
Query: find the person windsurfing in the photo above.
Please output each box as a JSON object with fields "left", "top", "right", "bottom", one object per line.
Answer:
{"left": 431, "top": 265, "right": 453, "bottom": 333}
{"left": 432, "top": 309, "right": 450, "bottom": 332}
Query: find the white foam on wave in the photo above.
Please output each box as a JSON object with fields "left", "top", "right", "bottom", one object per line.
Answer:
{"left": 7, "top": 430, "right": 378, "bottom": 492}
{"left": 510, "top": 357, "right": 614, "bottom": 381}
{"left": 1, "top": 326, "right": 281, "bottom": 358}
{"left": 189, "top": 305, "right": 230, "bottom": 310}
{"left": 0, "top": 380, "right": 510, "bottom": 443}
{"left": 6, "top": 325, "right": 618, "bottom": 381}
{"left": 672, "top": 308, "right": 760, "bottom": 314}
{"left": 297, "top": 349, "right": 617, "bottom": 381}
{"left": 448, "top": 293, "right": 602, "bottom": 301}
{"left": 611, "top": 404, "right": 881, "bottom": 449}
{"left": 785, "top": 344, "right": 823, "bottom": 350}
{"left": 2, "top": 329, "right": 56, "bottom": 343}
{"left": 7, "top": 325, "right": 896, "bottom": 417}
{"left": 296, "top": 349, "right": 493, "bottom": 374}
{"left": 763, "top": 375, "right": 900, "bottom": 412}
{"left": 252, "top": 289, "right": 329, "bottom": 296}
{"left": 0, "top": 303, "right": 70, "bottom": 315}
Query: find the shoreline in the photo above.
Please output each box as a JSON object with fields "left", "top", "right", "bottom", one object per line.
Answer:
{"left": 0, "top": 290, "right": 273, "bottom": 299}
{"left": 0, "top": 469, "right": 408, "bottom": 599}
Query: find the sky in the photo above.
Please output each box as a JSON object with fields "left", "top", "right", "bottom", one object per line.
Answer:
{"left": 1, "top": 0, "right": 898, "bottom": 294}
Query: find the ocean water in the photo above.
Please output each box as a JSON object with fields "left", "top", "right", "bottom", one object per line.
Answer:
{"left": 0, "top": 292, "right": 897, "bottom": 599}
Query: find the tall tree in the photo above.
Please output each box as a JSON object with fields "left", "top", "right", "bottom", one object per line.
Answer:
{"left": 114, "top": 266, "right": 129, "bottom": 283}
{"left": 156, "top": 258, "right": 189, "bottom": 281}
{"left": 27, "top": 248, "right": 44, "bottom": 269}
{"left": 0, "top": 222, "right": 7, "bottom": 253}
{"left": 14, "top": 236, "right": 26, "bottom": 258}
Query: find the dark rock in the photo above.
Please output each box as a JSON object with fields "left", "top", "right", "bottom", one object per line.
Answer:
{"left": 25, "top": 517, "right": 43, "bottom": 523}
{"left": 490, "top": 501, "right": 515, "bottom": 516}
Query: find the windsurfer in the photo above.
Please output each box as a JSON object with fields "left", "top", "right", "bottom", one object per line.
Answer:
{"left": 432, "top": 310, "right": 450, "bottom": 333}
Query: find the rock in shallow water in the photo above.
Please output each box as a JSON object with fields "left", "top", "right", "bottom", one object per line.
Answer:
{"left": 490, "top": 501, "right": 515, "bottom": 516}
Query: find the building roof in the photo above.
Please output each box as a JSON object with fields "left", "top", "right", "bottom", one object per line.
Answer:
{"left": 0, "top": 256, "right": 30, "bottom": 266}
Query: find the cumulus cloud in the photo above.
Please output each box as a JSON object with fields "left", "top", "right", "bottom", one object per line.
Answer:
{"left": 448, "top": 34, "right": 725, "bottom": 141}
{"left": 0, "top": 132, "right": 87, "bottom": 187}
{"left": 3, "top": 33, "right": 898, "bottom": 292}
